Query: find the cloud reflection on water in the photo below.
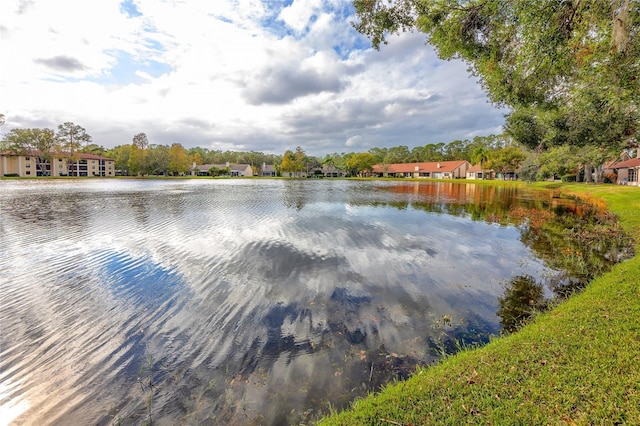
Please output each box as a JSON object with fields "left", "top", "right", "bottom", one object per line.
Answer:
{"left": 0, "top": 179, "right": 559, "bottom": 425}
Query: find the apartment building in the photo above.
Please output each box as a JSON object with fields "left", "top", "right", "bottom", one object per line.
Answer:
{"left": 0, "top": 151, "right": 115, "bottom": 177}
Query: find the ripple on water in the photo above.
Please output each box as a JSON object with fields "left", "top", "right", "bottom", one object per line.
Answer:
{"left": 1, "top": 179, "right": 608, "bottom": 425}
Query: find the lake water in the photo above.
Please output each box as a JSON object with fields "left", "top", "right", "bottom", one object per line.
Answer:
{"left": 0, "top": 179, "right": 627, "bottom": 425}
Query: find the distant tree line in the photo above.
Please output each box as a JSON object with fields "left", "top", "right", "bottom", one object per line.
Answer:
{"left": 107, "top": 138, "right": 284, "bottom": 176}
{"left": 1, "top": 118, "right": 628, "bottom": 182}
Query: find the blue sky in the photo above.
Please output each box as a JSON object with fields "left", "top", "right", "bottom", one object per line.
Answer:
{"left": 0, "top": 0, "right": 506, "bottom": 156}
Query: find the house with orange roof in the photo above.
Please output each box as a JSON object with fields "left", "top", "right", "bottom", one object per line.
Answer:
{"left": 612, "top": 151, "right": 640, "bottom": 186}
{"left": 370, "top": 160, "right": 470, "bottom": 179}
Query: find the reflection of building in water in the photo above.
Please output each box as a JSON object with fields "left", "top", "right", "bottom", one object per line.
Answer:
{"left": 384, "top": 180, "right": 510, "bottom": 206}
{"left": 379, "top": 181, "right": 595, "bottom": 227}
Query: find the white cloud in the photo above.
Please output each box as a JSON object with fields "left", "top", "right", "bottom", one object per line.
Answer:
{"left": 278, "top": 0, "right": 322, "bottom": 34}
{"left": 0, "top": 0, "right": 505, "bottom": 156}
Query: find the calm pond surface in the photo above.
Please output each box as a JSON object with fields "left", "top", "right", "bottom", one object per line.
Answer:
{"left": 0, "top": 179, "right": 631, "bottom": 425}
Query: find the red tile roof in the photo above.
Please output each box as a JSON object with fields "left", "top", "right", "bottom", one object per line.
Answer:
{"left": 78, "top": 153, "right": 114, "bottom": 160}
{"left": 1, "top": 150, "right": 113, "bottom": 161}
{"left": 613, "top": 158, "right": 640, "bottom": 169}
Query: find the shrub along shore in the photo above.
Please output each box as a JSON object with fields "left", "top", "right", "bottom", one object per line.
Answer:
{"left": 319, "top": 182, "right": 640, "bottom": 425}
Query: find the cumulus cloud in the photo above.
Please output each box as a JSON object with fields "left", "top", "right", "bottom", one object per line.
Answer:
{"left": 243, "top": 66, "right": 344, "bottom": 105}
{"left": 278, "top": 0, "right": 322, "bottom": 34}
{"left": 241, "top": 46, "right": 346, "bottom": 105}
{"left": 0, "top": 0, "right": 506, "bottom": 156}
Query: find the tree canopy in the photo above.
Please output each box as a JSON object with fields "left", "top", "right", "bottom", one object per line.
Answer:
{"left": 57, "top": 122, "right": 92, "bottom": 155}
{"left": 353, "top": 0, "right": 639, "bottom": 151}
{"left": 3, "top": 128, "right": 57, "bottom": 175}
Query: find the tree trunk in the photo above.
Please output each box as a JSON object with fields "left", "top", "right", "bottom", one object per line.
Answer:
{"left": 594, "top": 165, "right": 604, "bottom": 184}
{"left": 584, "top": 164, "right": 593, "bottom": 183}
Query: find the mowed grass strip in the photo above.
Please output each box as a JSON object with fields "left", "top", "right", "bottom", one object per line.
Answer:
{"left": 319, "top": 183, "right": 640, "bottom": 426}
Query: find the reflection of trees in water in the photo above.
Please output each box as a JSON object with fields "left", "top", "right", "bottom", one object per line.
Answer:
{"left": 497, "top": 275, "right": 548, "bottom": 333}
{"left": 281, "top": 180, "right": 309, "bottom": 210}
{"left": 5, "top": 190, "right": 91, "bottom": 232}
{"left": 516, "top": 203, "right": 634, "bottom": 294}
{"left": 373, "top": 183, "right": 634, "bottom": 290}
{"left": 498, "top": 202, "right": 634, "bottom": 333}
{"left": 367, "top": 182, "right": 635, "bottom": 334}
{"left": 356, "top": 195, "right": 633, "bottom": 296}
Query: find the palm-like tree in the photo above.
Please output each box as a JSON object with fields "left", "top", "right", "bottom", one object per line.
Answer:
{"left": 470, "top": 146, "right": 490, "bottom": 178}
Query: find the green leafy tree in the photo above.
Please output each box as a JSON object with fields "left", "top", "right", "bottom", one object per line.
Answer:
{"left": 368, "top": 147, "right": 388, "bottom": 164}
{"left": 293, "top": 146, "right": 307, "bottom": 176}
{"left": 517, "top": 152, "right": 540, "bottom": 183}
{"left": 207, "top": 165, "right": 229, "bottom": 176}
{"left": 188, "top": 152, "right": 203, "bottom": 168}
{"left": 345, "top": 152, "right": 377, "bottom": 176}
{"left": 408, "top": 145, "right": 425, "bottom": 162}
{"left": 168, "top": 143, "right": 190, "bottom": 175}
{"left": 486, "top": 145, "right": 526, "bottom": 180}
{"left": 353, "top": 1, "right": 639, "bottom": 151}
{"left": 187, "top": 147, "right": 208, "bottom": 166}
{"left": 145, "top": 144, "right": 170, "bottom": 175}
{"left": 503, "top": 107, "right": 549, "bottom": 151}
{"left": 57, "top": 121, "right": 91, "bottom": 151}
{"left": 280, "top": 150, "right": 296, "bottom": 177}
{"left": 470, "top": 145, "right": 490, "bottom": 172}
{"left": 81, "top": 143, "right": 106, "bottom": 155}
{"left": 128, "top": 143, "right": 144, "bottom": 176}
{"left": 322, "top": 152, "right": 346, "bottom": 174}
{"left": 108, "top": 145, "right": 132, "bottom": 174}
{"left": 420, "top": 143, "right": 445, "bottom": 162}
{"left": 132, "top": 132, "right": 149, "bottom": 150}
{"left": 383, "top": 145, "right": 410, "bottom": 164}
{"left": 535, "top": 146, "right": 579, "bottom": 181}
{"left": 578, "top": 145, "right": 621, "bottom": 184}
{"left": 3, "top": 128, "right": 57, "bottom": 175}
{"left": 443, "top": 139, "right": 469, "bottom": 161}
{"left": 57, "top": 122, "right": 92, "bottom": 176}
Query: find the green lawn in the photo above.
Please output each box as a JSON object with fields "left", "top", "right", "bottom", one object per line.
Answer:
{"left": 319, "top": 182, "right": 640, "bottom": 426}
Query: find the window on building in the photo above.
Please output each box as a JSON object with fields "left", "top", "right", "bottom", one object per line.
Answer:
{"left": 26, "top": 171, "right": 30, "bottom": 175}
{"left": 630, "top": 168, "right": 637, "bottom": 182}
{"left": 25, "top": 157, "right": 30, "bottom": 160}
{"left": 26, "top": 163, "right": 30, "bottom": 167}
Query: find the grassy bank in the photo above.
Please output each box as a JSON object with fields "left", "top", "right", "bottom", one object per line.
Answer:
{"left": 320, "top": 182, "right": 640, "bottom": 425}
